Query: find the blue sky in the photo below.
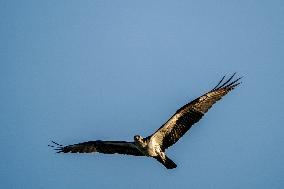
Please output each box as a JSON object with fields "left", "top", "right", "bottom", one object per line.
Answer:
{"left": 1, "top": 1, "right": 283, "bottom": 188}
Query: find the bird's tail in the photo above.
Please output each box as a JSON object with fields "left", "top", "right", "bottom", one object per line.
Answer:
{"left": 155, "top": 155, "right": 177, "bottom": 169}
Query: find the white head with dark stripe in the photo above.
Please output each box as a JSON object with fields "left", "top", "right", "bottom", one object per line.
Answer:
{"left": 134, "top": 135, "right": 146, "bottom": 147}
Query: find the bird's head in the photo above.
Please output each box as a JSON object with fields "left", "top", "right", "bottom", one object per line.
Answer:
{"left": 134, "top": 135, "right": 144, "bottom": 144}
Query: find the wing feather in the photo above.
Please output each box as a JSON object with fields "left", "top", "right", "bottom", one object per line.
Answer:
{"left": 49, "top": 140, "right": 144, "bottom": 156}
{"left": 150, "top": 74, "right": 241, "bottom": 150}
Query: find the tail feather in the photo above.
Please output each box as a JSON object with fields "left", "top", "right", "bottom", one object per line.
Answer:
{"left": 155, "top": 155, "right": 177, "bottom": 169}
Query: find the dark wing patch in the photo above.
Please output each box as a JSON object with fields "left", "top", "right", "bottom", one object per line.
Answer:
{"left": 48, "top": 140, "right": 144, "bottom": 156}
{"left": 150, "top": 73, "right": 241, "bottom": 150}
{"left": 162, "top": 109, "right": 204, "bottom": 149}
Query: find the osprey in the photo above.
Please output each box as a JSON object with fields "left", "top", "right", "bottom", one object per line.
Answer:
{"left": 49, "top": 74, "right": 241, "bottom": 169}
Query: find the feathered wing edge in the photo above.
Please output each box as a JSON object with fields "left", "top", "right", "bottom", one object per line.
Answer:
{"left": 211, "top": 72, "right": 242, "bottom": 92}
{"left": 176, "top": 72, "right": 242, "bottom": 114}
{"left": 48, "top": 140, "right": 144, "bottom": 156}
{"left": 149, "top": 73, "right": 242, "bottom": 150}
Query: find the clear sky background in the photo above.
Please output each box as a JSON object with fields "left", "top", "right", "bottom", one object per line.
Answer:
{"left": 1, "top": 1, "right": 283, "bottom": 188}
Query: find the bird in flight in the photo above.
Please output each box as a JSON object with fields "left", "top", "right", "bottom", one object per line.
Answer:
{"left": 49, "top": 73, "right": 241, "bottom": 169}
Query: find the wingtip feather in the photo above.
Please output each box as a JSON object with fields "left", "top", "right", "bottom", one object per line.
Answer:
{"left": 49, "top": 140, "right": 65, "bottom": 153}
{"left": 213, "top": 73, "right": 242, "bottom": 91}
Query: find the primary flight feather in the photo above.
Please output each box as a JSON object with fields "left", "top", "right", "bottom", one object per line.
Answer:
{"left": 49, "top": 73, "right": 241, "bottom": 169}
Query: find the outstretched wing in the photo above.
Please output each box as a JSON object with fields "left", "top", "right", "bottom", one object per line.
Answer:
{"left": 49, "top": 140, "right": 144, "bottom": 156}
{"left": 150, "top": 73, "right": 241, "bottom": 150}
